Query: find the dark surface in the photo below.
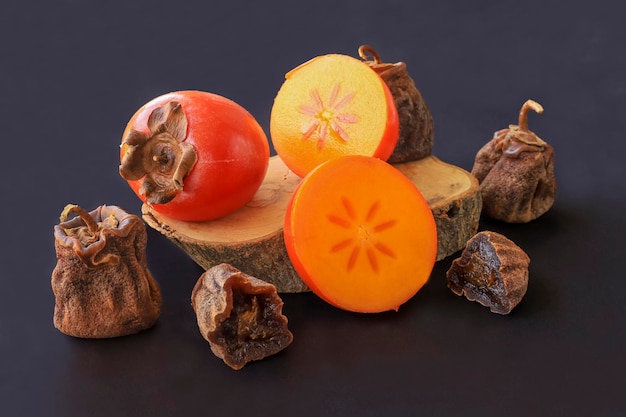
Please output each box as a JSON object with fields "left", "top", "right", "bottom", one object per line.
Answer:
{"left": 2, "top": 1, "right": 625, "bottom": 416}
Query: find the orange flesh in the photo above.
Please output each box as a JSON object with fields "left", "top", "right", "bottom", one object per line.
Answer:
{"left": 270, "top": 54, "right": 399, "bottom": 178}
{"left": 284, "top": 155, "right": 437, "bottom": 313}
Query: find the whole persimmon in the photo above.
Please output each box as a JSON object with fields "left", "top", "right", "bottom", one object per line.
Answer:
{"left": 119, "top": 90, "right": 270, "bottom": 222}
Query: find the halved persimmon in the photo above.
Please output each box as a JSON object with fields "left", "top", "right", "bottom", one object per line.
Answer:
{"left": 270, "top": 54, "right": 399, "bottom": 178}
{"left": 284, "top": 155, "right": 437, "bottom": 313}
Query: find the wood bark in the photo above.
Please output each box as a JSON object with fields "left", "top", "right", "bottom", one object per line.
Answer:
{"left": 143, "top": 156, "right": 481, "bottom": 293}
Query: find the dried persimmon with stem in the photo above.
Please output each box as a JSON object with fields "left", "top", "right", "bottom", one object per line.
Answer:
{"left": 358, "top": 45, "right": 434, "bottom": 163}
{"left": 471, "top": 99, "right": 556, "bottom": 223}
{"left": 51, "top": 204, "right": 161, "bottom": 338}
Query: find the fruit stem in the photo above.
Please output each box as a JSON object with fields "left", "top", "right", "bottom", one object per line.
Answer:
{"left": 60, "top": 204, "right": 99, "bottom": 236}
{"left": 518, "top": 100, "right": 544, "bottom": 132}
{"left": 358, "top": 45, "right": 382, "bottom": 64}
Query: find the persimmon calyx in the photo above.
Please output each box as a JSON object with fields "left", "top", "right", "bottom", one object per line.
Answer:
{"left": 119, "top": 101, "right": 197, "bottom": 205}
{"left": 495, "top": 99, "right": 547, "bottom": 155}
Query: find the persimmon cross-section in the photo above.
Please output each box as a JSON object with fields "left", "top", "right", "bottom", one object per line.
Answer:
{"left": 270, "top": 53, "right": 399, "bottom": 177}
{"left": 327, "top": 198, "right": 397, "bottom": 274}
{"left": 283, "top": 155, "right": 437, "bottom": 313}
{"left": 298, "top": 84, "right": 359, "bottom": 150}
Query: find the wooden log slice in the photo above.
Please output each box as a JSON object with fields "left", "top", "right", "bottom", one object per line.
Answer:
{"left": 142, "top": 156, "right": 481, "bottom": 293}
{"left": 393, "top": 156, "right": 482, "bottom": 261}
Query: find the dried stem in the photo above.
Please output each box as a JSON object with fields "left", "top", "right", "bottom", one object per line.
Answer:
{"left": 358, "top": 45, "right": 382, "bottom": 64}
{"left": 60, "top": 204, "right": 100, "bottom": 236}
{"left": 518, "top": 100, "right": 544, "bottom": 132}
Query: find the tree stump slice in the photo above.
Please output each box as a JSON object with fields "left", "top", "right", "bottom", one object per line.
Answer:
{"left": 142, "top": 155, "right": 481, "bottom": 293}
{"left": 394, "top": 156, "right": 482, "bottom": 261}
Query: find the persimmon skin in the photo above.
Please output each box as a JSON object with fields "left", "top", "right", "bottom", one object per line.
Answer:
{"left": 284, "top": 155, "right": 437, "bottom": 313}
{"left": 375, "top": 84, "right": 400, "bottom": 162}
{"left": 120, "top": 91, "right": 270, "bottom": 222}
{"left": 270, "top": 54, "right": 399, "bottom": 178}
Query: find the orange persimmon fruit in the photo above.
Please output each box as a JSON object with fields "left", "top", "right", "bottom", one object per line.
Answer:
{"left": 119, "top": 91, "right": 269, "bottom": 222}
{"left": 270, "top": 54, "right": 399, "bottom": 178}
{"left": 284, "top": 155, "right": 437, "bottom": 313}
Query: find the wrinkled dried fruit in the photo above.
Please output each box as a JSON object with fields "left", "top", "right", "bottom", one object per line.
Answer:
{"left": 446, "top": 231, "right": 529, "bottom": 314}
{"left": 191, "top": 263, "right": 293, "bottom": 370}
{"left": 359, "top": 45, "right": 434, "bottom": 163}
{"left": 471, "top": 99, "right": 556, "bottom": 223}
{"left": 51, "top": 204, "right": 161, "bottom": 338}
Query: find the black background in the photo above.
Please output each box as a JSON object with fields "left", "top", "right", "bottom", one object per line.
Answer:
{"left": 2, "top": 1, "right": 625, "bottom": 416}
